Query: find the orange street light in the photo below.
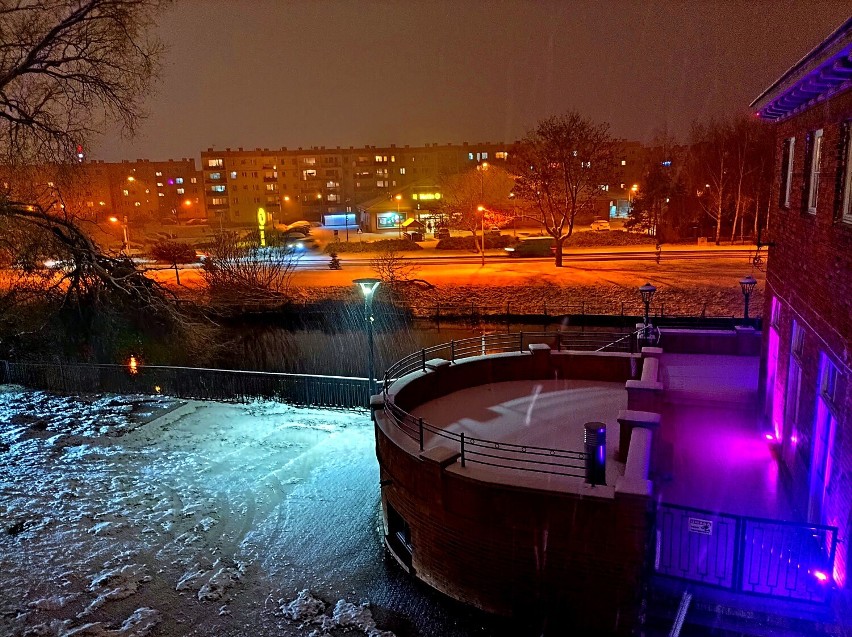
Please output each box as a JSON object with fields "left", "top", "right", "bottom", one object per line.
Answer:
{"left": 126, "top": 176, "right": 135, "bottom": 182}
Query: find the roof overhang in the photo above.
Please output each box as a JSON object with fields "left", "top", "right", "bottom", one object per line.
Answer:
{"left": 751, "top": 17, "right": 852, "bottom": 122}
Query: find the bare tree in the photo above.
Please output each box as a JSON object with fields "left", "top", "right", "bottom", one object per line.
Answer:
{"left": 688, "top": 116, "right": 774, "bottom": 245}
{"left": 439, "top": 164, "right": 515, "bottom": 259}
{"left": 512, "top": 111, "right": 616, "bottom": 267}
{"left": 0, "top": 0, "right": 166, "bottom": 166}
{"left": 200, "top": 232, "right": 301, "bottom": 305}
{"left": 150, "top": 239, "right": 196, "bottom": 285}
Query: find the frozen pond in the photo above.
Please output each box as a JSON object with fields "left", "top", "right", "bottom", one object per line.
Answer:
{"left": 0, "top": 388, "right": 519, "bottom": 637}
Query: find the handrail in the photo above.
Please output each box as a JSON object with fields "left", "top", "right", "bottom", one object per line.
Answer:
{"left": 379, "top": 331, "right": 635, "bottom": 478}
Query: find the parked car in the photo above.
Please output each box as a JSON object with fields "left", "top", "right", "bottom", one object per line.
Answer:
{"left": 184, "top": 218, "right": 208, "bottom": 226}
{"left": 504, "top": 236, "right": 555, "bottom": 257}
{"left": 590, "top": 218, "right": 611, "bottom": 231}
{"left": 435, "top": 227, "right": 450, "bottom": 240}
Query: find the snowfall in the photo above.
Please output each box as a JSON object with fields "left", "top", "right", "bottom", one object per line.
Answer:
{"left": 0, "top": 387, "right": 501, "bottom": 637}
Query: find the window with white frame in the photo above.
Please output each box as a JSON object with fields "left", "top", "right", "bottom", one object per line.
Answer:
{"left": 806, "top": 129, "right": 823, "bottom": 214}
{"left": 840, "top": 121, "right": 852, "bottom": 224}
{"left": 779, "top": 137, "right": 795, "bottom": 208}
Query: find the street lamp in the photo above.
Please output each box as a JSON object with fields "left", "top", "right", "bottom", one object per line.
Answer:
{"left": 109, "top": 215, "right": 129, "bottom": 249}
{"left": 395, "top": 194, "right": 403, "bottom": 238}
{"left": 739, "top": 275, "right": 757, "bottom": 324}
{"left": 354, "top": 278, "right": 381, "bottom": 397}
{"left": 477, "top": 205, "right": 487, "bottom": 266}
{"left": 476, "top": 162, "right": 489, "bottom": 265}
{"left": 638, "top": 282, "right": 657, "bottom": 328}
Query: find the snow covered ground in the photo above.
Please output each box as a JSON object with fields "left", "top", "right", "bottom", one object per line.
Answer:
{"left": 0, "top": 388, "right": 506, "bottom": 637}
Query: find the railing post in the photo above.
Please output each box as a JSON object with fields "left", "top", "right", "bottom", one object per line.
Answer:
{"left": 733, "top": 516, "right": 745, "bottom": 592}
{"left": 519, "top": 331, "right": 524, "bottom": 352}
{"left": 421, "top": 348, "right": 426, "bottom": 372}
{"left": 418, "top": 417, "right": 424, "bottom": 451}
{"left": 383, "top": 371, "right": 388, "bottom": 394}
{"left": 481, "top": 334, "right": 485, "bottom": 355}
{"left": 460, "top": 432, "right": 466, "bottom": 467}
{"left": 451, "top": 340, "right": 455, "bottom": 363}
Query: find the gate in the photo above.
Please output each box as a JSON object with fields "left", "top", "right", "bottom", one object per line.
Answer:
{"left": 655, "top": 503, "right": 837, "bottom": 603}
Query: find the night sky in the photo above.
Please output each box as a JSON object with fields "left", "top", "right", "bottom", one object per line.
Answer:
{"left": 97, "top": 0, "right": 850, "bottom": 162}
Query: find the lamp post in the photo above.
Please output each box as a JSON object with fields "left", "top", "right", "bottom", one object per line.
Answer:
{"left": 477, "top": 205, "right": 486, "bottom": 266}
{"left": 476, "top": 162, "right": 489, "bottom": 265}
{"left": 638, "top": 282, "right": 657, "bottom": 329}
{"left": 354, "top": 278, "right": 381, "bottom": 397}
{"left": 109, "top": 215, "right": 129, "bottom": 250}
{"left": 739, "top": 275, "right": 757, "bottom": 325}
{"left": 395, "top": 194, "right": 403, "bottom": 238}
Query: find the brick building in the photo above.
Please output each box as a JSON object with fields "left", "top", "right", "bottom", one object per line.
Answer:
{"left": 751, "top": 17, "right": 852, "bottom": 587}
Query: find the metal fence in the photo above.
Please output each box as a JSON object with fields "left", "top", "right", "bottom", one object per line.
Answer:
{"left": 379, "top": 330, "right": 639, "bottom": 479}
{"left": 1, "top": 360, "right": 370, "bottom": 409}
{"left": 655, "top": 503, "right": 838, "bottom": 603}
{"left": 383, "top": 330, "right": 637, "bottom": 385}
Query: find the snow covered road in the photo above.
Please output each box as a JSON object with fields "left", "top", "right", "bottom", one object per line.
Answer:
{"left": 0, "top": 388, "right": 503, "bottom": 637}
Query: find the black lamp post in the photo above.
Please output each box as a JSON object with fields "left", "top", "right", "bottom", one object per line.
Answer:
{"left": 638, "top": 282, "right": 657, "bottom": 328}
{"left": 739, "top": 275, "right": 757, "bottom": 324}
{"left": 354, "top": 278, "right": 381, "bottom": 397}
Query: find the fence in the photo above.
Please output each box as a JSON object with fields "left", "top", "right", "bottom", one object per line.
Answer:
{"left": 655, "top": 503, "right": 838, "bottom": 603}
{"left": 1, "top": 361, "right": 370, "bottom": 409}
{"left": 383, "top": 329, "right": 637, "bottom": 385}
{"left": 379, "top": 330, "right": 638, "bottom": 479}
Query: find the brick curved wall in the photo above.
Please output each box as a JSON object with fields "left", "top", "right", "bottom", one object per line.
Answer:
{"left": 374, "top": 349, "right": 650, "bottom": 634}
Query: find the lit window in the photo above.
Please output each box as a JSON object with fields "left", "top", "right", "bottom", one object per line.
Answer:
{"left": 303, "top": 157, "right": 316, "bottom": 165}
{"left": 399, "top": 168, "right": 406, "bottom": 175}
{"left": 122, "top": 189, "right": 129, "bottom": 196}
{"left": 468, "top": 153, "right": 474, "bottom": 160}
{"left": 303, "top": 169, "right": 317, "bottom": 179}
{"left": 391, "top": 156, "right": 395, "bottom": 162}
{"left": 265, "top": 184, "right": 275, "bottom": 191}
{"left": 211, "top": 197, "right": 227, "bottom": 205}
{"left": 134, "top": 201, "right": 141, "bottom": 207}
{"left": 806, "top": 129, "right": 823, "bottom": 214}
{"left": 177, "top": 188, "right": 185, "bottom": 194}
{"left": 621, "top": 160, "right": 627, "bottom": 166}
{"left": 230, "top": 171, "right": 237, "bottom": 179}
{"left": 779, "top": 137, "right": 795, "bottom": 209}
{"left": 212, "top": 185, "right": 226, "bottom": 192}
{"left": 191, "top": 177, "right": 197, "bottom": 184}
{"left": 156, "top": 182, "right": 164, "bottom": 187}
{"left": 158, "top": 192, "right": 165, "bottom": 197}
{"left": 176, "top": 178, "right": 183, "bottom": 184}
{"left": 495, "top": 151, "right": 508, "bottom": 160}
{"left": 839, "top": 122, "right": 852, "bottom": 224}
{"left": 208, "top": 158, "right": 223, "bottom": 168}
{"left": 155, "top": 171, "right": 163, "bottom": 177}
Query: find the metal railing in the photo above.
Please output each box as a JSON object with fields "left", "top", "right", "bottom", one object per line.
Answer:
{"left": 379, "top": 330, "right": 637, "bottom": 479}
{"left": 655, "top": 503, "right": 838, "bottom": 603}
{"left": 383, "top": 330, "right": 636, "bottom": 386}
{"left": 1, "top": 360, "right": 370, "bottom": 409}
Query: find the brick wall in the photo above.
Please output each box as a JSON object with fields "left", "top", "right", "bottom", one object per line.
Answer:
{"left": 760, "top": 88, "right": 852, "bottom": 586}
{"left": 375, "top": 425, "right": 651, "bottom": 634}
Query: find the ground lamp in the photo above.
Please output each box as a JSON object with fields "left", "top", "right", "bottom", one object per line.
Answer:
{"left": 739, "top": 275, "right": 757, "bottom": 324}
{"left": 638, "top": 282, "right": 657, "bottom": 328}
{"left": 354, "top": 278, "right": 381, "bottom": 396}
{"left": 109, "top": 215, "right": 129, "bottom": 249}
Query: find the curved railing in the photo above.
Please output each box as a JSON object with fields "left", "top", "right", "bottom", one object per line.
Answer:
{"left": 382, "top": 329, "right": 637, "bottom": 388}
{"left": 380, "top": 330, "right": 637, "bottom": 478}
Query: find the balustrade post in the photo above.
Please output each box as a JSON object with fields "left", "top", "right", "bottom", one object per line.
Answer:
{"left": 418, "top": 417, "right": 424, "bottom": 451}
{"left": 481, "top": 334, "right": 485, "bottom": 355}
{"left": 460, "top": 432, "right": 466, "bottom": 467}
{"left": 421, "top": 348, "right": 426, "bottom": 372}
{"left": 519, "top": 331, "right": 524, "bottom": 352}
{"left": 451, "top": 340, "right": 456, "bottom": 362}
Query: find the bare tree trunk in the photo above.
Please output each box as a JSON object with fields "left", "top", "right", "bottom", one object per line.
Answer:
{"left": 554, "top": 237, "right": 565, "bottom": 268}
{"left": 753, "top": 192, "right": 760, "bottom": 243}
{"left": 174, "top": 263, "right": 181, "bottom": 286}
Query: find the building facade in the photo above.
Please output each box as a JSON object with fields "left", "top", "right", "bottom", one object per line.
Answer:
{"left": 752, "top": 17, "right": 852, "bottom": 588}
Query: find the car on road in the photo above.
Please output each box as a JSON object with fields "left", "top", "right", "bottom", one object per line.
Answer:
{"left": 590, "top": 218, "right": 611, "bottom": 231}
{"left": 504, "top": 236, "right": 554, "bottom": 257}
{"left": 435, "top": 227, "right": 450, "bottom": 240}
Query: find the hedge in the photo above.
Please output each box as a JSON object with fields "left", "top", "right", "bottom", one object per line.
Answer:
{"left": 323, "top": 239, "right": 424, "bottom": 254}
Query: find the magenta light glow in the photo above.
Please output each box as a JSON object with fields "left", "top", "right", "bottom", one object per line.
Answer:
{"left": 765, "top": 433, "right": 775, "bottom": 441}
{"left": 814, "top": 570, "right": 828, "bottom": 583}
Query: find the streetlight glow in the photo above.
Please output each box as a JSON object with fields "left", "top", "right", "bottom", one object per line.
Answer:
{"left": 354, "top": 278, "right": 381, "bottom": 398}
